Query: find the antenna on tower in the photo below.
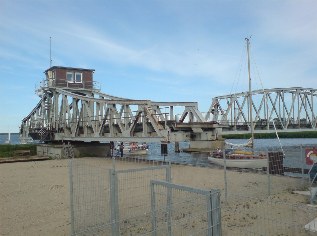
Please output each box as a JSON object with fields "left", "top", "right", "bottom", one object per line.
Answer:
{"left": 49, "top": 37, "right": 52, "bottom": 67}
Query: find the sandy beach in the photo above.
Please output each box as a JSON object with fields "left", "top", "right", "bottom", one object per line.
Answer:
{"left": 0, "top": 157, "right": 311, "bottom": 236}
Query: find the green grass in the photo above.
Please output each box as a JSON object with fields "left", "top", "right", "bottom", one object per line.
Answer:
{"left": 223, "top": 131, "right": 317, "bottom": 139}
{"left": 0, "top": 144, "right": 37, "bottom": 158}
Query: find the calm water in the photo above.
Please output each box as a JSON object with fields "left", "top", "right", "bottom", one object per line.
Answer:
{"left": 2, "top": 133, "right": 317, "bottom": 166}
{"left": 0, "top": 133, "right": 20, "bottom": 144}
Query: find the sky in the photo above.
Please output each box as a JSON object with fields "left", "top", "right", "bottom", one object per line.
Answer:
{"left": 1, "top": 0, "right": 317, "bottom": 133}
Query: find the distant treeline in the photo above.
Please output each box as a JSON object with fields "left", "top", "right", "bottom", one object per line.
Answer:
{"left": 223, "top": 131, "right": 317, "bottom": 139}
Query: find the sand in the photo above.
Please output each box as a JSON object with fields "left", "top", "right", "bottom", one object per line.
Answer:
{"left": 0, "top": 157, "right": 310, "bottom": 236}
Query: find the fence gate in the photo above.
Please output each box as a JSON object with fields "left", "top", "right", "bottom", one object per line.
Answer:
{"left": 69, "top": 158, "right": 171, "bottom": 236}
{"left": 150, "top": 180, "right": 221, "bottom": 236}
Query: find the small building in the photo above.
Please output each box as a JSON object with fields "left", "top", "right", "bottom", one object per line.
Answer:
{"left": 45, "top": 66, "right": 95, "bottom": 90}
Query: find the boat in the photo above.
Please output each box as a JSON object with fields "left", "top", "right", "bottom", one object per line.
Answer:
{"left": 209, "top": 147, "right": 267, "bottom": 168}
{"left": 209, "top": 155, "right": 267, "bottom": 168}
{"left": 208, "top": 38, "right": 267, "bottom": 169}
{"left": 115, "top": 142, "right": 149, "bottom": 156}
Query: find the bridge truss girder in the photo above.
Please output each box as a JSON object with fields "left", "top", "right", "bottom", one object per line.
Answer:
{"left": 21, "top": 87, "right": 221, "bottom": 143}
{"left": 206, "top": 87, "right": 317, "bottom": 132}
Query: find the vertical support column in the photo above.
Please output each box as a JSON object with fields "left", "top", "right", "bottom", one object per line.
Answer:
{"left": 143, "top": 107, "right": 148, "bottom": 137}
{"left": 311, "top": 91, "right": 315, "bottom": 128}
{"left": 124, "top": 104, "right": 130, "bottom": 129}
{"left": 109, "top": 105, "right": 115, "bottom": 137}
{"left": 44, "top": 95, "right": 48, "bottom": 128}
{"left": 94, "top": 101, "right": 100, "bottom": 134}
{"left": 82, "top": 101, "right": 88, "bottom": 136}
{"left": 265, "top": 92, "right": 269, "bottom": 130}
{"left": 71, "top": 98, "right": 78, "bottom": 137}
{"left": 211, "top": 98, "right": 219, "bottom": 122}
{"left": 61, "top": 95, "right": 67, "bottom": 130}
{"left": 297, "top": 90, "right": 300, "bottom": 128}
{"left": 53, "top": 90, "right": 59, "bottom": 130}
{"left": 189, "top": 111, "right": 194, "bottom": 122}
{"left": 170, "top": 106, "right": 173, "bottom": 121}
{"left": 87, "top": 100, "right": 93, "bottom": 131}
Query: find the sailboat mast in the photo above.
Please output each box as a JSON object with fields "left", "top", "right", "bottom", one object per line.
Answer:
{"left": 245, "top": 37, "right": 254, "bottom": 147}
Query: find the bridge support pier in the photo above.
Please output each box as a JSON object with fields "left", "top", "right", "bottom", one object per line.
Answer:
{"left": 37, "top": 142, "right": 111, "bottom": 158}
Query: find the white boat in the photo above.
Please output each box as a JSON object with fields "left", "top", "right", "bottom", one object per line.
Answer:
{"left": 208, "top": 38, "right": 268, "bottom": 169}
{"left": 208, "top": 154, "right": 267, "bottom": 169}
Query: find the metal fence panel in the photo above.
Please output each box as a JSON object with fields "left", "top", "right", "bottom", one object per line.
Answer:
{"left": 69, "top": 158, "right": 170, "bottom": 236}
{"left": 150, "top": 180, "right": 221, "bottom": 236}
{"left": 69, "top": 150, "right": 317, "bottom": 236}
{"left": 69, "top": 158, "right": 112, "bottom": 236}
{"left": 115, "top": 165, "right": 171, "bottom": 235}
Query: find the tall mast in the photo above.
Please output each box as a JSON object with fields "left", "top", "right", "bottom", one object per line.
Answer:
{"left": 49, "top": 37, "right": 52, "bottom": 67}
{"left": 245, "top": 37, "right": 254, "bottom": 147}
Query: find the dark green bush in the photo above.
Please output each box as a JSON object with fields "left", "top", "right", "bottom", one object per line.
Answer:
{"left": 0, "top": 144, "right": 37, "bottom": 158}
{"left": 223, "top": 131, "right": 317, "bottom": 139}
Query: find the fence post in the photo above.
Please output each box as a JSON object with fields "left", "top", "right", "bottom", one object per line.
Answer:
{"left": 223, "top": 148, "right": 228, "bottom": 203}
{"left": 267, "top": 150, "right": 271, "bottom": 196}
{"left": 150, "top": 181, "right": 157, "bottom": 236}
{"left": 68, "top": 158, "right": 75, "bottom": 236}
{"left": 166, "top": 164, "right": 172, "bottom": 236}
{"left": 207, "top": 191, "right": 212, "bottom": 236}
{"left": 207, "top": 190, "right": 222, "bottom": 236}
{"left": 166, "top": 164, "right": 171, "bottom": 183}
{"left": 301, "top": 145, "right": 305, "bottom": 182}
{"left": 110, "top": 169, "right": 119, "bottom": 236}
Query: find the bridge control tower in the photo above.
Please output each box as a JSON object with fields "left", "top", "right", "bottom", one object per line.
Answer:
{"left": 45, "top": 66, "right": 95, "bottom": 90}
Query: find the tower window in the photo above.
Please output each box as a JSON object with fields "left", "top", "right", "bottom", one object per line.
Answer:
{"left": 75, "top": 72, "right": 82, "bottom": 83}
{"left": 67, "top": 72, "right": 74, "bottom": 83}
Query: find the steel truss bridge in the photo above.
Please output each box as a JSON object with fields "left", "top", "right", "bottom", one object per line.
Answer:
{"left": 21, "top": 86, "right": 221, "bottom": 143}
{"left": 21, "top": 86, "right": 317, "bottom": 143}
{"left": 206, "top": 87, "right": 317, "bottom": 134}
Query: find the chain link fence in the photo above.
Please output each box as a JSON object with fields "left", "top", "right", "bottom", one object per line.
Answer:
{"left": 219, "top": 145, "right": 317, "bottom": 235}
{"left": 69, "top": 157, "right": 221, "bottom": 236}
{"left": 68, "top": 143, "right": 317, "bottom": 236}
